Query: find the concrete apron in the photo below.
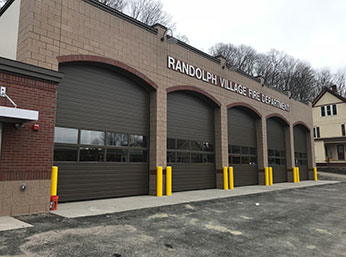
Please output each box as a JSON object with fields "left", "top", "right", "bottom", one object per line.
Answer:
{"left": 51, "top": 180, "right": 340, "bottom": 219}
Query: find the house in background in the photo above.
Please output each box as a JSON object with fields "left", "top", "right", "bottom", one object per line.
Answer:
{"left": 312, "top": 85, "right": 346, "bottom": 167}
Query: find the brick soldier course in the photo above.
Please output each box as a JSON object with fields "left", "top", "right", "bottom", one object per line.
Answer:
{"left": 0, "top": 0, "right": 315, "bottom": 215}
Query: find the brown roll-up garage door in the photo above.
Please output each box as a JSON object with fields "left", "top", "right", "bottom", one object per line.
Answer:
{"left": 267, "top": 118, "right": 287, "bottom": 183}
{"left": 228, "top": 107, "right": 258, "bottom": 186}
{"left": 167, "top": 91, "right": 216, "bottom": 192}
{"left": 54, "top": 62, "right": 150, "bottom": 202}
{"left": 294, "top": 125, "right": 309, "bottom": 180}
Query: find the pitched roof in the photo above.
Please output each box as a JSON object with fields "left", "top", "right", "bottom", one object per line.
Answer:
{"left": 312, "top": 87, "right": 346, "bottom": 107}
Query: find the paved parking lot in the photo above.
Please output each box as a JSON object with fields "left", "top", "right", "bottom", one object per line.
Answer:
{"left": 1, "top": 182, "right": 346, "bottom": 257}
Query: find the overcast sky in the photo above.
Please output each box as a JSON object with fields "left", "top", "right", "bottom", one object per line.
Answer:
{"left": 161, "top": 0, "right": 346, "bottom": 72}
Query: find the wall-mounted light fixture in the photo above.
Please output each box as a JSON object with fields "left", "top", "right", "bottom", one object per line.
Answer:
{"left": 160, "top": 28, "right": 178, "bottom": 44}
{"left": 14, "top": 123, "right": 24, "bottom": 129}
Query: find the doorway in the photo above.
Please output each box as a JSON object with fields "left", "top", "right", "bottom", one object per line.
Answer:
{"left": 337, "top": 145, "right": 345, "bottom": 160}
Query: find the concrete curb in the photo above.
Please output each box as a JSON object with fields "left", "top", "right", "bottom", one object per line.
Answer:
{"left": 51, "top": 181, "right": 340, "bottom": 219}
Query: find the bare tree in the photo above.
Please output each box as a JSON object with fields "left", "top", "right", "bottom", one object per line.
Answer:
{"left": 175, "top": 34, "right": 189, "bottom": 44}
{"left": 124, "top": 0, "right": 175, "bottom": 29}
{"left": 210, "top": 43, "right": 321, "bottom": 102}
{"left": 98, "top": 0, "right": 125, "bottom": 11}
{"left": 209, "top": 43, "right": 258, "bottom": 76}
{"left": 334, "top": 68, "right": 346, "bottom": 96}
{"left": 98, "top": 0, "right": 175, "bottom": 30}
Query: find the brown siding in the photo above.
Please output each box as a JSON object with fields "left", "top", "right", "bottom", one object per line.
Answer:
{"left": 228, "top": 107, "right": 258, "bottom": 186}
{"left": 55, "top": 63, "right": 150, "bottom": 201}
{"left": 167, "top": 91, "right": 216, "bottom": 191}
{"left": 294, "top": 125, "right": 309, "bottom": 180}
{"left": 267, "top": 118, "right": 288, "bottom": 183}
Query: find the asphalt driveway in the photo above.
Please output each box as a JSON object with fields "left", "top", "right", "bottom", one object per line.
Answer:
{"left": 1, "top": 183, "right": 346, "bottom": 257}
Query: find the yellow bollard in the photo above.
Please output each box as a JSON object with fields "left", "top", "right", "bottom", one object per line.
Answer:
{"left": 223, "top": 167, "right": 229, "bottom": 190}
{"left": 51, "top": 166, "right": 58, "bottom": 196}
{"left": 265, "top": 167, "right": 269, "bottom": 186}
{"left": 293, "top": 167, "right": 297, "bottom": 183}
{"left": 297, "top": 167, "right": 300, "bottom": 182}
{"left": 166, "top": 166, "right": 172, "bottom": 196}
{"left": 314, "top": 167, "right": 318, "bottom": 181}
{"left": 157, "top": 166, "right": 163, "bottom": 197}
{"left": 229, "top": 167, "right": 234, "bottom": 190}
{"left": 269, "top": 167, "right": 273, "bottom": 186}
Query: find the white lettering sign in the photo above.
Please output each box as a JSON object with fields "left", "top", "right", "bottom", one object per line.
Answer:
{"left": 167, "top": 56, "right": 290, "bottom": 112}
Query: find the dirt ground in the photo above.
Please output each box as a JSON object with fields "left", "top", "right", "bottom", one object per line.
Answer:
{"left": 1, "top": 183, "right": 346, "bottom": 257}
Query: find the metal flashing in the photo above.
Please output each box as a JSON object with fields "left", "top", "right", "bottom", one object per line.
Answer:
{"left": 0, "top": 56, "right": 63, "bottom": 84}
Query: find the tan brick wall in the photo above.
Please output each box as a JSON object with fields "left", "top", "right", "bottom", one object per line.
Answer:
{"left": 0, "top": 180, "right": 50, "bottom": 216}
{"left": 16, "top": 0, "right": 316, "bottom": 196}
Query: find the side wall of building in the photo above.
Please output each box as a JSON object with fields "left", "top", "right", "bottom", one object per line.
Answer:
{"left": 313, "top": 93, "right": 346, "bottom": 138}
{"left": 0, "top": 64, "right": 59, "bottom": 216}
{"left": 13, "top": 0, "right": 316, "bottom": 200}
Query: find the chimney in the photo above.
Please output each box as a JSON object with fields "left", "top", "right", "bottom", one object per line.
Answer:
{"left": 330, "top": 84, "right": 337, "bottom": 92}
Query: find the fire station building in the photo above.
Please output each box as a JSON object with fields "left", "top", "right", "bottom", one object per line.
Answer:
{"left": 0, "top": 0, "right": 315, "bottom": 216}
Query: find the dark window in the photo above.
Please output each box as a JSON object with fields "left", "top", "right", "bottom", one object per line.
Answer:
{"left": 249, "top": 156, "right": 257, "bottom": 164}
{"left": 241, "top": 146, "right": 249, "bottom": 154}
{"left": 317, "top": 127, "right": 320, "bottom": 138}
{"left": 231, "top": 156, "right": 241, "bottom": 164}
{"left": 231, "top": 145, "right": 241, "bottom": 154}
{"left": 191, "top": 141, "right": 203, "bottom": 151}
{"left": 342, "top": 124, "right": 345, "bottom": 136}
{"left": 129, "top": 150, "right": 147, "bottom": 162}
{"left": 250, "top": 147, "right": 256, "bottom": 155}
{"left": 80, "top": 147, "right": 104, "bottom": 161}
{"left": 202, "top": 142, "right": 214, "bottom": 152}
{"left": 275, "top": 158, "right": 281, "bottom": 165}
{"left": 203, "top": 154, "right": 214, "bottom": 163}
{"left": 230, "top": 145, "right": 257, "bottom": 166}
{"left": 54, "top": 146, "right": 78, "bottom": 161}
{"left": 177, "top": 152, "right": 190, "bottom": 163}
{"left": 321, "top": 106, "right": 325, "bottom": 117}
{"left": 313, "top": 128, "right": 316, "bottom": 138}
{"left": 275, "top": 150, "right": 280, "bottom": 157}
{"left": 241, "top": 156, "right": 249, "bottom": 164}
{"left": 268, "top": 149, "right": 286, "bottom": 166}
{"left": 107, "top": 133, "right": 128, "bottom": 146}
{"left": 106, "top": 149, "right": 128, "bottom": 162}
{"left": 167, "top": 138, "right": 176, "bottom": 149}
{"left": 268, "top": 149, "right": 274, "bottom": 157}
{"left": 326, "top": 105, "right": 331, "bottom": 116}
{"left": 54, "top": 127, "right": 78, "bottom": 144}
{"left": 81, "top": 130, "right": 105, "bottom": 145}
{"left": 167, "top": 151, "right": 176, "bottom": 163}
{"left": 333, "top": 104, "right": 337, "bottom": 115}
{"left": 191, "top": 153, "right": 203, "bottom": 163}
{"left": 168, "top": 138, "right": 215, "bottom": 164}
{"left": 129, "top": 135, "right": 147, "bottom": 147}
{"left": 295, "top": 151, "right": 307, "bottom": 167}
{"left": 177, "top": 139, "right": 190, "bottom": 150}
{"left": 268, "top": 157, "right": 275, "bottom": 166}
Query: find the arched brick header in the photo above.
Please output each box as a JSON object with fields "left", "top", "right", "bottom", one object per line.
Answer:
{"left": 166, "top": 85, "right": 221, "bottom": 107}
{"left": 227, "top": 102, "right": 262, "bottom": 118}
{"left": 293, "top": 121, "right": 311, "bottom": 132}
{"left": 266, "top": 113, "right": 290, "bottom": 126}
{"left": 57, "top": 55, "right": 158, "bottom": 90}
